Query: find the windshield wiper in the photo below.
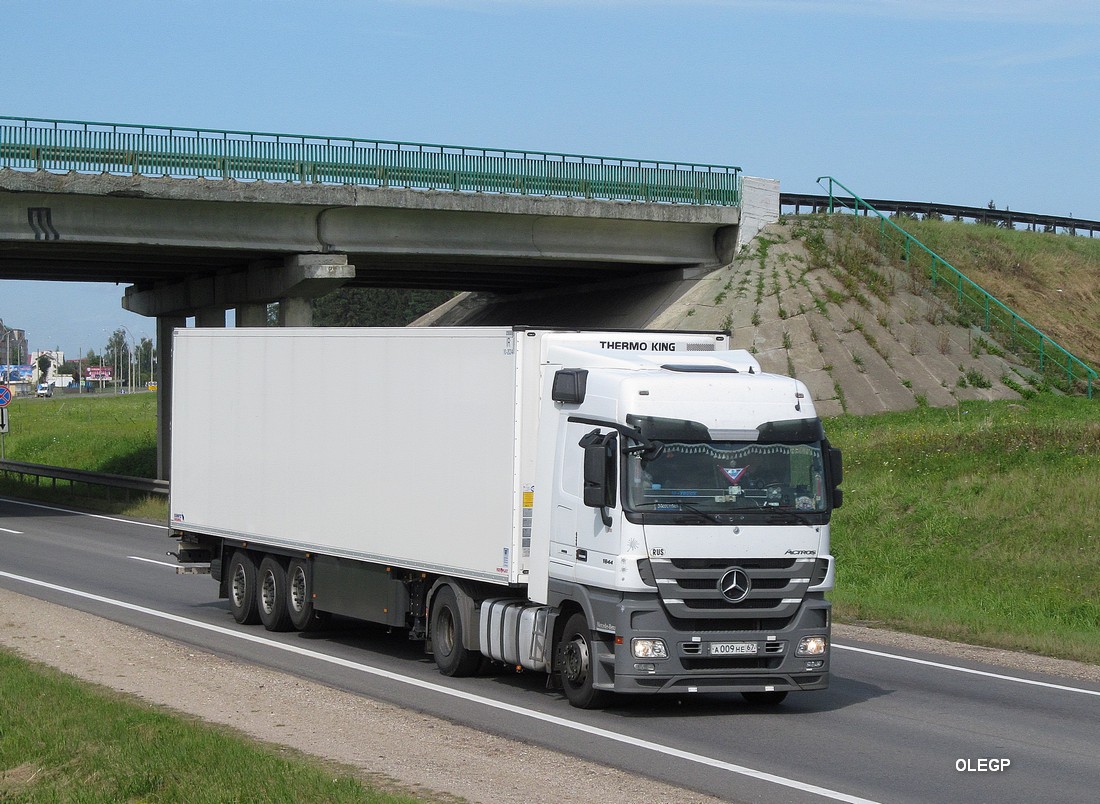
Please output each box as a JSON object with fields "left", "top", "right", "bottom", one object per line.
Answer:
{"left": 765, "top": 512, "right": 816, "bottom": 526}
{"left": 634, "top": 501, "right": 725, "bottom": 524}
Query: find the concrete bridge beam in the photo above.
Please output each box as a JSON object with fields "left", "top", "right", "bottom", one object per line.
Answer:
{"left": 122, "top": 254, "right": 355, "bottom": 319}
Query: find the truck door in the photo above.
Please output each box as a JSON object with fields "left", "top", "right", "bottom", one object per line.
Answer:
{"left": 570, "top": 422, "right": 619, "bottom": 585}
{"left": 548, "top": 422, "right": 580, "bottom": 580}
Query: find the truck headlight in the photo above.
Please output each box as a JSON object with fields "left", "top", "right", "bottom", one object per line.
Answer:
{"left": 632, "top": 638, "right": 668, "bottom": 659}
{"left": 796, "top": 635, "right": 827, "bottom": 657}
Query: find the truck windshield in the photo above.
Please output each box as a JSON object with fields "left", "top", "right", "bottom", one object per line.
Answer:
{"left": 625, "top": 440, "right": 828, "bottom": 516}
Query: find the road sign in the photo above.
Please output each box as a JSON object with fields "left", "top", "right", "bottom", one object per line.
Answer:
{"left": 0, "top": 407, "right": 7, "bottom": 434}
{"left": 0, "top": 386, "right": 11, "bottom": 407}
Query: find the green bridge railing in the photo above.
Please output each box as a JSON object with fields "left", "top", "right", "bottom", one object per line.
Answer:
{"left": 0, "top": 115, "right": 741, "bottom": 207}
{"left": 817, "top": 176, "right": 1096, "bottom": 398}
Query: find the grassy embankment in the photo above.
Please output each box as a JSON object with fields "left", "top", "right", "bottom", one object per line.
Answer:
{"left": 814, "top": 217, "right": 1100, "bottom": 661}
{"left": 896, "top": 217, "right": 1100, "bottom": 372}
{"left": 827, "top": 394, "right": 1100, "bottom": 663}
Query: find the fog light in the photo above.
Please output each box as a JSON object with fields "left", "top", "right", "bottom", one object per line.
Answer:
{"left": 634, "top": 663, "right": 656, "bottom": 672}
{"left": 805, "top": 659, "right": 825, "bottom": 669}
{"left": 796, "top": 635, "right": 827, "bottom": 657}
{"left": 632, "top": 638, "right": 668, "bottom": 659}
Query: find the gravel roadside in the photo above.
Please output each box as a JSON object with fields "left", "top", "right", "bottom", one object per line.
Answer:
{"left": 2, "top": 587, "right": 1097, "bottom": 802}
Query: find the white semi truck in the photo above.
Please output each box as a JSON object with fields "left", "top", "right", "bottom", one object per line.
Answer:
{"left": 171, "top": 327, "right": 842, "bottom": 708}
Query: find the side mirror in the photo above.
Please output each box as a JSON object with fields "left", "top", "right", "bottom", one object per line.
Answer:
{"left": 828, "top": 446, "right": 843, "bottom": 509}
{"left": 828, "top": 447, "right": 843, "bottom": 486}
{"left": 579, "top": 429, "right": 616, "bottom": 525}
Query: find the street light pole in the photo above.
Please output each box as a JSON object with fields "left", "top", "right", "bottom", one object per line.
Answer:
{"left": 120, "top": 325, "right": 139, "bottom": 395}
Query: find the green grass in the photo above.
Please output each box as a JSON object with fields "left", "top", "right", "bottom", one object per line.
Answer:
{"left": 0, "top": 392, "right": 164, "bottom": 519}
{"left": 2, "top": 391, "right": 156, "bottom": 475}
{"left": 827, "top": 394, "right": 1100, "bottom": 663}
{"left": 0, "top": 650, "right": 418, "bottom": 803}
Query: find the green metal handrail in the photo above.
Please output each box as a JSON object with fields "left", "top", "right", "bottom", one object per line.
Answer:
{"left": 0, "top": 115, "right": 741, "bottom": 207}
{"left": 817, "top": 176, "right": 1096, "bottom": 398}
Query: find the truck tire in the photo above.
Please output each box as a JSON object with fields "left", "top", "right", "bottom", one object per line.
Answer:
{"left": 257, "top": 556, "right": 293, "bottom": 632}
{"left": 286, "top": 558, "right": 321, "bottom": 631}
{"left": 430, "top": 585, "right": 481, "bottom": 677}
{"left": 227, "top": 551, "right": 260, "bottom": 625}
{"left": 559, "top": 612, "right": 611, "bottom": 709}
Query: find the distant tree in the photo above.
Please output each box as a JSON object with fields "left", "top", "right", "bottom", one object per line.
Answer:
{"left": 312, "top": 288, "right": 455, "bottom": 327}
{"left": 980, "top": 200, "right": 998, "bottom": 226}
{"left": 36, "top": 354, "right": 52, "bottom": 381}
{"left": 104, "top": 328, "right": 131, "bottom": 387}
{"left": 136, "top": 337, "right": 155, "bottom": 384}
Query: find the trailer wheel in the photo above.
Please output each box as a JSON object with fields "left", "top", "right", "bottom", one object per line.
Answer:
{"left": 227, "top": 551, "right": 260, "bottom": 625}
{"left": 286, "top": 558, "right": 321, "bottom": 631}
{"left": 741, "top": 691, "right": 788, "bottom": 706}
{"left": 430, "top": 585, "right": 480, "bottom": 677}
{"left": 258, "top": 556, "right": 293, "bottom": 632}
{"left": 559, "top": 612, "right": 611, "bottom": 709}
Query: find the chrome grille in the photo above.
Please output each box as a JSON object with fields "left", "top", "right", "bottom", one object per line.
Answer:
{"left": 650, "top": 557, "right": 817, "bottom": 623}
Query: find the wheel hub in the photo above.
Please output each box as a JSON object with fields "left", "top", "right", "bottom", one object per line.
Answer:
{"left": 261, "top": 572, "right": 276, "bottom": 614}
{"left": 231, "top": 566, "right": 247, "bottom": 607}
{"left": 561, "top": 636, "right": 590, "bottom": 684}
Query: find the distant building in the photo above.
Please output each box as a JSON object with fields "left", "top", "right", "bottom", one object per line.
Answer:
{"left": 0, "top": 322, "right": 30, "bottom": 385}
{"left": 31, "top": 349, "right": 65, "bottom": 385}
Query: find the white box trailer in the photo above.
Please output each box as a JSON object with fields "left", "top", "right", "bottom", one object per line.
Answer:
{"left": 172, "top": 327, "right": 843, "bottom": 708}
{"left": 172, "top": 327, "right": 531, "bottom": 586}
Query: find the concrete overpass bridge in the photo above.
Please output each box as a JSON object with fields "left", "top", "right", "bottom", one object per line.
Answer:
{"left": 0, "top": 116, "right": 778, "bottom": 476}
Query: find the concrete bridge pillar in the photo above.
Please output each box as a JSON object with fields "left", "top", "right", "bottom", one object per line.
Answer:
{"left": 195, "top": 308, "right": 227, "bottom": 328}
{"left": 277, "top": 297, "right": 312, "bottom": 327}
{"left": 236, "top": 303, "right": 268, "bottom": 327}
{"left": 156, "top": 315, "right": 185, "bottom": 481}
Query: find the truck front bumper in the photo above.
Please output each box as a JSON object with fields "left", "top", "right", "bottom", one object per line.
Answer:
{"left": 592, "top": 592, "right": 831, "bottom": 696}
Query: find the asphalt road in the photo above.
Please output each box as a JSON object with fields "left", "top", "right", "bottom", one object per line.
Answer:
{"left": 1, "top": 497, "right": 1098, "bottom": 804}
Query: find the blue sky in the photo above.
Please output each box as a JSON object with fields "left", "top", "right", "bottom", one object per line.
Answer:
{"left": 1, "top": 0, "right": 1097, "bottom": 359}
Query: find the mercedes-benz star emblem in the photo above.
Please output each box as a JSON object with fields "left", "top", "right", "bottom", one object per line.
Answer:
{"left": 718, "top": 568, "right": 751, "bottom": 603}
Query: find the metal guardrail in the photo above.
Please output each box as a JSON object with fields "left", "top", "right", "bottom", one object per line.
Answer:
{"left": 0, "top": 115, "right": 742, "bottom": 207}
{"left": 0, "top": 460, "right": 167, "bottom": 500}
{"left": 817, "top": 176, "right": 1097, "bottom": 398}
{"left": 781, "top": 192, "right": 1100, "bottom": 238}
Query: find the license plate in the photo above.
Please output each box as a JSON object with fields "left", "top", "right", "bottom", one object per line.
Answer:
{"left": 709, "top": 641, "right": 758, "bottom": 656}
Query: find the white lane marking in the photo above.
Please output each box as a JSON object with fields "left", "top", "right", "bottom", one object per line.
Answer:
{"left": 127, "top": 556, "right": 179, "bottom": 568}
{"left": 0, "top": 526, "right": 24, "bottom": 534}
{"left": 834, "top": 643, "right": 1100, "bottom": 697}
{"left": 0, "top": 497, "right": 168, "bottom": 530}
{"left": 0, "top": 569, "right": 877, "bottom": 804}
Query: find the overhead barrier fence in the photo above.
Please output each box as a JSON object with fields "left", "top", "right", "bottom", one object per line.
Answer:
{"left": 0, "top": 115, "right": 741, "bottom": 207}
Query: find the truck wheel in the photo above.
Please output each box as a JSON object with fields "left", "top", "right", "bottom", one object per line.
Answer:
{"left": 227, "top": 551, "right": 260, "bottom": 625}
{"left": 741, "top": 691, "right": 788, "bottom": 706}
{"left": 430, "top": 585, "right": 480, "bottom": 677}
{"left": 258, "top": 556, "right": 293, "bottom": 632}
{"left": 286, "top": 558, "right": 321, "bottom": 631}
{"left": 559, "top": 612, "right": 611, "bottom": 709}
